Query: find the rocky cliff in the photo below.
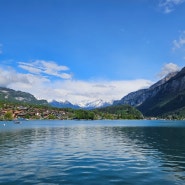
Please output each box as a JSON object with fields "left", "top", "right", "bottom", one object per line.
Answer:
{"left": 138, "top": 67, "right": 185, "bottom": 116}
{"left": 114, "top": 68, "right": 185, "bottom": 117}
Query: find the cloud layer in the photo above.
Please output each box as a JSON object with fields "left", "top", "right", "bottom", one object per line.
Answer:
{"left": 0, "top": 61, "right": 152, "bottom": 105}
{"left": 0, "top": 61, "right": 182, "bottom": 105}
{"left": 159, "top": 0, "right": 185, "bottom": 13}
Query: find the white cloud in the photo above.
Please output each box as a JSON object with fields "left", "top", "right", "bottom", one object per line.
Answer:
{"left": 18, "top": 63, "right": 42, "bottom": 74}
{"left": 0, "top": 67, "right": 49, "bottom": 89}
{"left": 0, "top": 66, "right": 152, "bottom": 104}
{"left": 157, "top": 62, "right": 181, "bottom": 78}
{"left": 18, "top": 60, "right": 72, "bottom": 79}
{"left": 173, "top": 31, "right": 185, "bottom": 50}
{"left": 28, "top": 79, "right": 152, "bottom": 104}
{"left": 159, "top": 0, "right": 185, "bottom": 13}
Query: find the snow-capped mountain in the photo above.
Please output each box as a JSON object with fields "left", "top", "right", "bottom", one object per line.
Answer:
{"left": 49, "top": 99, "right": 112, "bottom": 109}
{"left": 0, "top": 87, "right": 112, "bottom": 110}
{"left": 79, "top": 99, "right": 112, "bottom": 109}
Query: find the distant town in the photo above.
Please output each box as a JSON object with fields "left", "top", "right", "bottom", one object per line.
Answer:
{"left": 0, "top": 103, "right": 73, "bottom": 120}
{"left": 0, "top": 100, "right": 145, "bottom": 121}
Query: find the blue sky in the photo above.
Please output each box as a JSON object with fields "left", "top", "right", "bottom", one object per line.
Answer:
{"left": 0, "top": 0, "right": 185, "bottom": 105}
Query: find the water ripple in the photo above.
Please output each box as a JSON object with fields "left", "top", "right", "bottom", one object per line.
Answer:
{"left": 1, "top": 120, "right": 185, "bottom": 185}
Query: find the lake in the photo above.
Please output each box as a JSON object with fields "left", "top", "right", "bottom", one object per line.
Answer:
{"left": 0, "top": 120, "right": 185, "bottom": 185}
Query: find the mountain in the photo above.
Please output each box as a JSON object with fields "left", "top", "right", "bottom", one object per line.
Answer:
{"left": 138, "top": 67, "right": 185, "bottom": 117}
{"left": 113, "top": 89, "right": 148, "bottom": 107}
{"left": 49, "top": 99, "right": 112, "bottom": 110}
{"left": 80, "top": 99, "right": 112, "bottom": 110}
{"left": 49, "top": 100, "right": 81, "bottom": 109}
{"left": 0, "top": 87, "right": 48, "bottom": 105}
{"left": 113, "top": 69, "right": 185, "bottom": 118}
{"left": 114, "top": 71, "right": 178, "bottom": 107}
{"left": 0, "top": 87, "right": 111, "bottom": 110}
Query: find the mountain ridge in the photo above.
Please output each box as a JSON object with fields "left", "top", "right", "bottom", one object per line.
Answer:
{"left": 113, "top": 71, "right": 178, "bottom": 107}
{"left": 49, "top": 99, "right": 112, "bottom": 109}
{"left": 138, "top": 67, "right": 185, "bottom": 117}
{"left": 49, "top": 100, "right": 81, "bottom": 109}
{"left": 2, "top": 66, "right": 185, "bottom": 118}
{"left": 0, "top": 87, "right": 48, "bottom": 105}
{"left": 0, "top": 87, "right": 112, "bottom": 109}
{"left": 114, "top": 68, "right": 185, "bottom": 118}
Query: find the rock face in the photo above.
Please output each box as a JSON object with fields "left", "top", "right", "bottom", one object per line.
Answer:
{"left": 114, "top": 68, "right": 185, "bottom": 117}
{"left": 114, "top": 89, "right": 148, "bottom": 107}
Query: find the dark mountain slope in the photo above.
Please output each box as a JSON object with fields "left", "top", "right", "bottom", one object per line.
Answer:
{"left": 138, "top": 67, "right": 185, "bottom": 116}
{"left": 113, "top": 67, "right": 185, "bottom": 117}
{"left": 0, "top": 87, "right": 48, "bottom": 105}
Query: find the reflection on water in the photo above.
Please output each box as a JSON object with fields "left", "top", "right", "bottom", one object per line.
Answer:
{"left": 0, "top": 120, "right": 185, "bottom": 185}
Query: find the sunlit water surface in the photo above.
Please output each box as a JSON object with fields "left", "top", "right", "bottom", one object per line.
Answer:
{"left": 1, "top": 120, "right": 185, "bottom": 185}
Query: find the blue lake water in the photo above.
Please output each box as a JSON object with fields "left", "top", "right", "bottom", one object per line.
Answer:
{"left": 0, "top": 120, "right": 185, "bottom": 185}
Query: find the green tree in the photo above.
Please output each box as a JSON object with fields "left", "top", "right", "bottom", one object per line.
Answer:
{"left": 48, "top": 114, "right": 57, "bottom": 119}
{"left": 4, "top": 111, "right": 13, "bottom": 120}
